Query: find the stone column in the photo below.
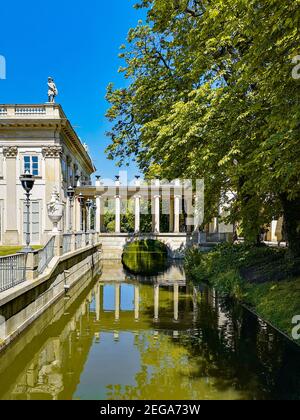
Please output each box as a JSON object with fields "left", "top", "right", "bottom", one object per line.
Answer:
{"left": 134, "top": 195, "right": 141, "bottom": 233}
{"left": 152, "top": 195, "right": 160, "bottom": 233}
{"left": 174, "top": 195, "right": 180, "bottom": 233}
{"left": 42, "top": 146, "right": 63, "bottom": 235}
{"left": 3, "top": 147, "right": 18, "bottom": 244}
{"left": 134, "top": 284, "right": 140, "bottom": 321}
{"left": 74, "top": 198, "right": 81, "bottom": 232}
{"left": 174, "top": 180, "right": 181, "bottom": 234}
{"left": 169, "top": 197, "right": 174, "bottom": 233}
{"left": 154, "top": 284, "right": 159, "bottom": 321}
{"left": 115, "top": 284, "right": 120, "bottom": 321}
{"left": 213, "top": 217, "right": 219, "bottom": 233}
{"left": 115, "top": 195, "right": 121, "bottom": 233}
{"left": 95, "top": 196, "right": 102, "bottom": 233}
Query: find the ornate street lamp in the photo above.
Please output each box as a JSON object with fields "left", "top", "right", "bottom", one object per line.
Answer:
{"left": 67, "top": 186, "right": 75, "bottom": 232}
{"left": 20, "top": 171, "right": 35, "bottom": 253}
{"left": 78, "top": 193, "right": 85, "bottom": 231}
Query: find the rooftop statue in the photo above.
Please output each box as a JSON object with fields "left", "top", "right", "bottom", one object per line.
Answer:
{"left": 47, "top": 77, "right": 58, "bottom": 103}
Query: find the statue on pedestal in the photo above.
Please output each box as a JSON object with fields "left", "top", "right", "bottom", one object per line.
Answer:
{"left": 47, "top": 77, "right": 58, "bottom": 103}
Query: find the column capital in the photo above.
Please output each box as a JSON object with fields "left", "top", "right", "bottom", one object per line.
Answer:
{"left": 3, "top": 146, "right": 18, "bottom": 158}
{"left": 42, "top": 145, "right": 63, "bottom": 158}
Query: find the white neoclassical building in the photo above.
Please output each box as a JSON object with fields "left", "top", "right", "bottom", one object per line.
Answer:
{"left": 0, "top": 104, "right": 95, "bottom": 246}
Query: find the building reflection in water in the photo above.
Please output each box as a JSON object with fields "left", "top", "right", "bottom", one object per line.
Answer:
{"left": 0, "top": 261, "right": 299, "bottom": 401}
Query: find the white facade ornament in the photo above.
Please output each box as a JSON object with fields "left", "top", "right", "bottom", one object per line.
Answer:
{"left": 47, "top": 187, "right": 65, "bottom": 234}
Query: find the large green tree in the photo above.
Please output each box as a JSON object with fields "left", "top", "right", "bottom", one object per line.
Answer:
{"left": 106, "top": 0, "right": 300, "bottom": 255}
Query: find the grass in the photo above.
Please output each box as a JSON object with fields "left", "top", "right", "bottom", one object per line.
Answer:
{"left": 0, "top": 246, "right": 42, "bottom": 256}
{"left": 185, "top": 243, "right": 300, "bottom": 344}
{"left": 244, "top": 278, "right": 300, "bottom": 341}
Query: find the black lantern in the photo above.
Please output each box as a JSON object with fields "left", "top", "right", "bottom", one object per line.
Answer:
{"left": 20, "top": 171, "right": 35, "bottom": 253}
{"left": 20, "top": 172, "right": 35, "bottom": 194}
{"left": 67, "top": 186, "right": 75, "bottom": 200}
{"left": 67, "top": 186, "right": 75, "bottom": 232}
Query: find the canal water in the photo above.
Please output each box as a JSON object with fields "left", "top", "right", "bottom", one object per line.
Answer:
{"left": 0, "top": 260, "right": 299, "bottom": 400}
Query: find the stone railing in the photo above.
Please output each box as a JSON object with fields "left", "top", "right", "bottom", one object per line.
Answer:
{"left": 0, "top": 104, "right": 62, "bottom": 119}
{"left": 75, "top": 233, "right": 83, "bottom": 250}
{"left": 37, "top": 236, "right": 56, "bottom": 274}
{"left": 62, "top": 233, "right": 72, "bottom": 254}
{"left": 198, "top": 232, "right": 233, "bottom": 244}
{"left": 15, "top": 107, "right": 46, "bottom": 115}
{"left": 0, "top": 253, "right": 27, "bottom": 293}
{"left": 0, "top": 232, "right": 100, "bottom": 294}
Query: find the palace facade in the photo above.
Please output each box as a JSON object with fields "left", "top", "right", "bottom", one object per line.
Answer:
{"left": 0, "top": 104, "right": 95, "bottom": 246}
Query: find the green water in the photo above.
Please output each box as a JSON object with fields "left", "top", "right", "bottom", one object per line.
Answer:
{"left": 0, "top": 260, "right": 299, "bottom": 400}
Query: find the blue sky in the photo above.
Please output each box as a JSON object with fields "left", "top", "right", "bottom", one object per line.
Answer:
{"left": 0, "top": 0, "right": 146, "bottom": 180}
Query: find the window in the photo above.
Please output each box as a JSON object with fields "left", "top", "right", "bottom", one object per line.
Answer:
{"left": 69, "top": 167, "right": 73, "bottom": 186}
{"left": 24, "top": 156, "right": 39, "bottom": 176}
{"left": 23, "top": 201, "right": 40, "bottom": 244}
{"left": 62, "top": 159, "right": 67, "bottom": 182}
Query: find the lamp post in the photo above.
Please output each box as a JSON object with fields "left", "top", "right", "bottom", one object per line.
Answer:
{"left": 78, "top": 193, "right": 85, "bottom": 231}
{"left": 67, "top": 186, "right": 75, "bottom": 232}
{"left": 20, "top": 172, "right": 35, "bottom": 253}
{"left": 86, "top": 199, "right": 93, "bottom": 232}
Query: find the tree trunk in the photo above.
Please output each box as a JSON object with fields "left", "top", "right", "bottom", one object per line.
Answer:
{"left": 280, "top": 193, "right": 300, "bottom": 258}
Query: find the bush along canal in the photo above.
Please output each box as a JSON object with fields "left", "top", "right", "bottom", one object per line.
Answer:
{"left": 185, "top": 243, "right": 300, "bottom": 346}
{"left": 0, "top": 258, "right": 299, "bottom": 400}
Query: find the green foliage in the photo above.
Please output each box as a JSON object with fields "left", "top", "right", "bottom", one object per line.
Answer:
{"left": 105, "top": 0, "right": 300, "bottom": 252}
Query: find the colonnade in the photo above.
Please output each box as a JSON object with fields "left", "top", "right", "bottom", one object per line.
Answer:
{"left": 72, "top": 179, "right": 198, "bottom": 234}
